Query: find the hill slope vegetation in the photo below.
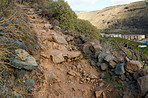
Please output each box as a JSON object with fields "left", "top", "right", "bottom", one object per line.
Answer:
{"left": 77, "top": 1, "right": 148, "bottom": 35}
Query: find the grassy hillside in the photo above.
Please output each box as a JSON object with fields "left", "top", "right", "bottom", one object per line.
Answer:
{"left": 77, "top": 1, "right": 148, "bottom": 35}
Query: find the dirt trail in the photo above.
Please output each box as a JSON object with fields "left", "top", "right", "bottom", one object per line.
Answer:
{"left": 19, "top": 6, "right": 104, "bottom": 98}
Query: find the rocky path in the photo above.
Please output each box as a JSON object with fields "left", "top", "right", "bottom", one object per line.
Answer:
{"left": 22, "top": 6, "right": 104, "bottom": 98}
{"left": 16, "top": 4, "right": 148, "bottom": 98}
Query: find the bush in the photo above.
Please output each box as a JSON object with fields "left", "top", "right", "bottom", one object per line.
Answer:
{"left": 37, "top": 0, "right": 77, "bottom": 31}
{"left": 74, "top": 19, "right": 100, "bottom": 39}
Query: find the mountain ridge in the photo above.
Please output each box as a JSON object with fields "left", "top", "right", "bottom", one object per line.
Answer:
{"left": 77, "top": 1, "right": 148, "bottom": 36}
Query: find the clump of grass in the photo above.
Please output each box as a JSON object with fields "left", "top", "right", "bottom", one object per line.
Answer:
{"left": 103, "top": 72, "right": 124, "bottom": 89}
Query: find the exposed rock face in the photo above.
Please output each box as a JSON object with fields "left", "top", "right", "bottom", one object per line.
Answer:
{"left": 137, "top": 75, "right": 148, "bottom": 97}
{"left": 115, "top": 62, "right": 125, "bottom": 75}
{"left": 126, "top": 60, "right": 143, "bottom": 73}
{"left": 10, "top": 49, "right": 38, "bottom": 70}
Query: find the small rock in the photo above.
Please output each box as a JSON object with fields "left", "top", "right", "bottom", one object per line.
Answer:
{"left": 99, "top": 82, "right": 104, "bottom": 87}
{"left": 95, "top": 90, "right": 103, "bottom": 98}
{"left": 101, "top": 63, "right": 109, "bottom": 71}
{"left": 67, "top": 71, "right": 80, "bottom": 77}
{"left": 51, "top": 52, "right": 65, "bottom": 64}
{"left": 47, "top": 72, "right": 58, "bottom": 81}
{"left": 115, "top": 62, "right": 125, "bottom": 75}
{"left": 95, "top": 90, "right": 106, "bottom": 98}
{"left": 104, "top": 55, "right": 114, "bottom": 62}
{"left": 109, "top": 61, "right": 116, "bottom": 68}
{"left": 25, "top": 79, "right": 35, "bottom": 87}
{"left": 44, "top": 24, "right": 53, "bottom": 29}
{"left": 66, "top": 36, "right": 74, "bottom": 42}
{"left": 99, "top": 73, "right": 105, "bottom": 79}
{"left": 137, "top": 75, "right": 148, "bottom": 97}
{"left": 126, "top": 60, "right": 143, "bottom": 73}
{"left": 88, "top": 74, "right": 98, "bottom": 79}
{"left": 10, "top": 49, "right": 38, "bottom": 70}
{"left": 90, "top": 60, "right": 96, "bottom": 66}
{"left": 53, "top": 35, "right": 67, "bottom": 44}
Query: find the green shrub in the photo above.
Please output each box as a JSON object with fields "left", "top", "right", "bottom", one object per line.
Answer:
{"left": 74, "top": 19, "right": 100, "bottom": 39}
{"left": 37, "top": 0, "right": 77, "bottom": 31}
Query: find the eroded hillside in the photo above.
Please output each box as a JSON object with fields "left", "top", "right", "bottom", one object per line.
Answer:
{"left": 77, "top": 1, "right": 148, "bottom": 34}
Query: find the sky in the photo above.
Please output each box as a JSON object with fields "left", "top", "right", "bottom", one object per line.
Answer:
{"left": 65, "top": 0, "right": 145, "bottom": 11}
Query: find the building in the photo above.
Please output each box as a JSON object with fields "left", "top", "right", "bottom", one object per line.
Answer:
{"left": 101, "top": 33, "right": 145, "bottom": 41}
{"left": 121, "top": 35, "right": 145, "bottom": 40}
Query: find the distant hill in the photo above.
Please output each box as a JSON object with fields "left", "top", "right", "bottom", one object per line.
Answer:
{"left": 77, "top": 1, "right": 148, "bottom": 35}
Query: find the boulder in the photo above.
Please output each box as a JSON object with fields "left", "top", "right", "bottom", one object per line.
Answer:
{"left": 115, "top": 62, "right": 125, "bottom": 75}
{"left": 10, "top": 49, "right": 38, "bottom": 70}
{"left": 104, "top": 55, "right": 114, "bottom": 62}
{"left": 101, "top": 63, "right": 109, "bottom": 71}
{"left": 80, "top": 37, "right": 88, "bottom": 42}
{"left": 51, "top": 52, "right": 65, "bottom": 64}
{"left": 109, "top": 61, "right": 116, "bottom": 68}
{"left": 97, "top": 52, "right": 109, "bottom": 63}
{"left": 133, "top": 69, "right": 148, "bottom": 80}
{"left": 137, "top": 75, "right": 148, "bottom": 97}
{"left": 0, "top": 37, "right": 23, "bottom": 49}
{"left": 53, "top": 35, "right": 67, "bottom": 44}
{"left": 126, "top": 60, "right": 143, "bottom": 73}
{"left": 64, "top": 51, "right": 81, "bottom": 59}
{"left": 139, "top": 69, "right": 148, "bottom": 77}
{"left": 82, "top": 43, "right": 92, "bottom": 54}
{"left": 90, "top": 44, "right": 102, "bottom": 53}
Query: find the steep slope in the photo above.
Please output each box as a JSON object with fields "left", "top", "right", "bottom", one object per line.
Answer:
{"left": 77, "top": 1, "right": 148, "bottom": 35}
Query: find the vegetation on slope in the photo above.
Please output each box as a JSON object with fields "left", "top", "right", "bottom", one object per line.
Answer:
{"left": 77, "top": 1, "right": 148, "bottom": 35}
{"left": 99, "top": 37, "right": 148, "bottom": 65}
{"left": 74, "top": 19, "right": 100, "bottom": 39}
{"left": 24, "top": 0, "right": 100, "bottom": 38}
